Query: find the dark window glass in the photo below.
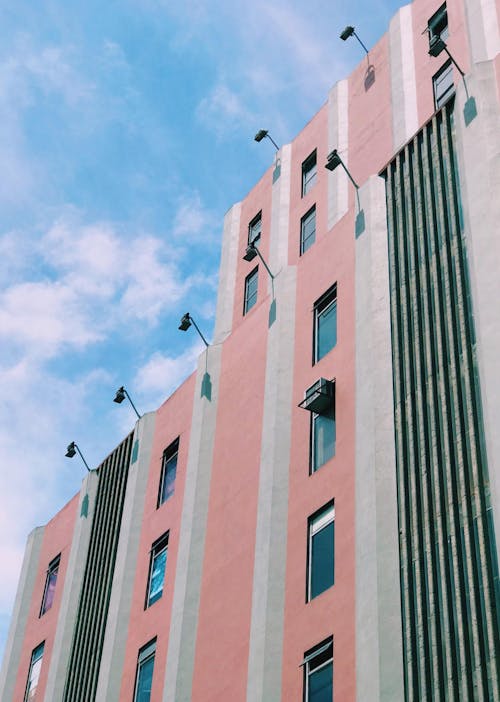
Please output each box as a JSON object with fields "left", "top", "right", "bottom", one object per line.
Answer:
{"left": 301, "top": 206, "right": 316, "bottom": 254}
{"left": 40, "top": 554, "right": 60, "bottom": 616}
{"left": 314, "top": 285, "right": 337, "bottom": 363}
{"left": 134, "top": 639, "right": 156, "bottom": 702}
{"left": 311, "top": 408, "right": 335, "bottom": 472}
{"left": 158, "top": 439, "right": 179, "bottom": 507}
{"left": 146, "top": 533, "right": 168, "bottom": 607}
{"left": 302, "top": 150, "right": 317, "bottom": 196}
{"left": 244, "top": 267, "right": 258, "bottom": 315}
{"left": 24, "top": 641, "right": 44, "bottom": 702}
{"left": 428, "top": 3, "right": 448, "bottom": 43}
{"left": 433, "top": 60, "right": 454, "bottom": 109}
{"left": 304, "top": 638, "right": 333, "bottom": 702}
{"left": 308, "top": 503, "right": 335, "bottom": 600}
{"left": 248, "top": 212, "right": 262, "bottom": 247}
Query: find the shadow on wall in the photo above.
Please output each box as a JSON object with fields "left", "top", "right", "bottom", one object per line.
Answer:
{"left": 364, "top": 65, "right": 376, "bottom": 91}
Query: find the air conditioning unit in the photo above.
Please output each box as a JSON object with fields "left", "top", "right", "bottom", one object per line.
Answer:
{"left": 298, "top": 377, "right": 335, "bottom": 414}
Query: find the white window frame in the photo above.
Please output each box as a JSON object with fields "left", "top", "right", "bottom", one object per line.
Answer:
{"left": 244, "top": 266, "right": 258, "bottom": 315}
{"left": 302, "top": 637, "right": 333, "bottom": 702}
{"left": 302, "top": 150, "right": 317, "bottom": 196}
{"left": 24, "top": 641, "right": 44, "bottom": 702}
{"left": 146, "top": 532, "right": 169, "bottom": 608}
{"left": 133, "top": 638, "right": 156, "bottom": 702}
{"left": 307, "top": 503, "right": 335, "bottom": 601}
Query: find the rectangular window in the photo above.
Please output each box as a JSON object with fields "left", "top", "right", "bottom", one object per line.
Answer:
{"left": 311, "top": 407, "right": 335, "bottom": 473}
{"left": 428, "top": 3, "right": 448, "bottom": 43}
{"left": 24, "top": 641, "right": 44, "bottom": 702}
{"left": 248, "top": 211, "right": 262, "bottom": 247}
{"left": 40, "top": 554, "right": 60, "bottom": 616}
{"left": 146, "top": 532, "right": 168, "bottom": 608}
{"left": 313, "top": 284, "right": 337, "bottom": 363}
{"left": 308, "top": 502, "right": 335, "bottom": 601}
{"left": 133, "top": 638, "right": 156, "bottom": 702}
{"left": 302, "top": 150, "right": 317, "bottom": 196}
{"left": 157, "top": 438, "right": 179, "bottom": 507}
{"left": 303, "top": 637, "right": 333, "bottom": 702}
{"left": 300, "top": 206, "right": 316, "bottom": 255}
{"left": 433, "top": 60, "right": 454, "bottom": 109}
{"left": 244, "top": 267, "right": 258, "bottom": 315}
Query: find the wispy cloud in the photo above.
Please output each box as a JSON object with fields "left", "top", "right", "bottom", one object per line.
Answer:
{"left": 196, "top": 83, "right": 253, "bottom": 138}
{"left": 135, "top": 343, "right": 203, "bottom": 406}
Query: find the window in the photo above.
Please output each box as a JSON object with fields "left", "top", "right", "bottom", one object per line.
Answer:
{"left": 302, "top": 150, "right": 317, "bottom": 196}
{"left": 303, "top": 637, "right": 333, "bottom": 702}
{"left": 313, "top": 284, "right": 337, "bottom": 363}
{"left": 428, "top": 3, "right": 448, "bottom": 43}
{"left": 146, "top": 532, "right": 168, "bottom": 607}
{"left": 157, "top": 438, "right": 179, "bottom": 507}
{"left": 311, "top": 408, "right": 335, "bottom": 473}
{"left": 39, "top": 554, "right": 60, "bottom": 616}
{"left": 244, "top": 267, "right": 258, "bottom": 315}
{"left": 24, "top": 641, "right": 44, "bottom": 702}
{"left": 133, "top": 638, "right": 156, "bottom": 702}
{"left": 248, "top": 211, "right": 262, "bottom": 247}
{"left": 300, "top": 206, "right": 316, "bottom": 255}
{"left": 307, "top": 502, "right": 335, "bottom": 600}
{"left": 433, "top": 60, "right": 454, "bottom": 109}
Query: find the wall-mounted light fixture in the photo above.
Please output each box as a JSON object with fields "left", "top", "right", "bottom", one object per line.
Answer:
{"left": 255, "top": 130, "right": 282, "bottom": 183}
{"left": 178, "top": 313, "right": 209, "bottom": 347}
{"left": 254, "top": 129, "right": 279, "bottom": 151}
{"left": 243, "top": 243, "right": 277, "bottom": 326}
{"left": 178, "top": 313, "right": 212, "bottom": 399}
{"left": 325, "top": 150, "right": 365, "bottom": 236}
{"left": 65, "top": 442, "right": 91, "bottom": 472}
{"left": 113, "top": 386, "right": 141, "bottom": 419}
{"left": 340, "top": 25, "right": 374, "bottom": 89}
{"left": 340, "top": 25, "right": 369, "bottom": 55}
{"left": 428, "top": 35, "right": 477, "bottom": 125}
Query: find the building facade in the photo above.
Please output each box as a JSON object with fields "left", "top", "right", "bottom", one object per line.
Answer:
{"left": 1, "top": 0, "right": 500, "bottom": 699}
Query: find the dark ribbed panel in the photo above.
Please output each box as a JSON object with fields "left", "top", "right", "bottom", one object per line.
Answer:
{"left": 384, "top": 101, "right": 500, "bottom": 701}
{"left": 63, "top": 433, "right": 133, "bottom": 702}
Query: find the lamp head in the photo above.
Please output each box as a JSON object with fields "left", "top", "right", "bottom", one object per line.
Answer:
{"left": 243, "top": 244, "right": 258, "bottom": 262}
{"left": 178, "top": 313, "right": 192, "bottom": 331}
{"left": 429, "top": 35, "right": 446, "bottom": 57}
{"left": 254, "top": 129, "right": 268, "bottom": 143}
{"left": 113, "top": 386, "right": 126, "bottom": 404}
{"left": 340, "top": 25, "right": 355, "bottom": 41}
{"left": 325, "top": 149, "right": 342, "bottom": 171}
{"left": 65, "top": 442, "right": 76, "bottom": 458}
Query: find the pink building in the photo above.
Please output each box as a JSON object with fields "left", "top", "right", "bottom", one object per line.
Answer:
{"left": 1, "top": 0, "right": 500, "bottom": 699}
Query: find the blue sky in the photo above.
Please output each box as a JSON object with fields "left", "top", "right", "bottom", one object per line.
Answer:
{"left": 0, "top": 0, "right": 403, "bottom": 661}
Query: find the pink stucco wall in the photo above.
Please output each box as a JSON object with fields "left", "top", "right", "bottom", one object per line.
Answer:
{"left": 12, "top": 495, "right": 78, "bottom": 701}
{"left": 118, "top": 375, "right": 196, "bottom": 701}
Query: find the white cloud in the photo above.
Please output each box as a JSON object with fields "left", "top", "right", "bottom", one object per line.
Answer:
{"left": 172, "top": 191, "right": 219, "bottom": 243}
{"left": 0, "top": 361, "right": 112, "bottom": 613}
{"left": 0, "top": 210, "right": 217, "bottom": 357}
{"left": 135, "top": 343, "right": 204, "bottom": 406}
{"left": 0, "top": 280, "right": 102, "bottom": 357}
{"left": 196, "top": 83, "right": 252, "bottom": 138}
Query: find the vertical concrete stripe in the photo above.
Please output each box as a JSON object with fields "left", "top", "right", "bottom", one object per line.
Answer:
{"left": 95, "top": 413, "right": 156, "bottom": 702}
{"left": 464, "top": 0, "right": 500, "bottom": 63}
{"left": 269, "top": 143, "right": 291, "bottom": 273}
{"left": 42, "top": 471, "right": 99, "bottom": 702}
{"left": 389, "top": 4, "right": 418, "bottom": 151}
{"left": 327, "top": 79, "right": 349, "bottom": 230}
{"left": 214, "top": 203, "right": 241, "bottom": 344}
{"left": 0, "top": 527, "right": 44, "bottom": 702}
{"left": 355, "top": 176, "right": 404, "bottom": 702}
{"left": 453, "top": 60, "right": 500, "bottom": 593}
{"left": 246, "top": 150, "right": 295, "bottom": 702}
{"left": 162, "top": 347, "right": 222, "bottom": 702}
